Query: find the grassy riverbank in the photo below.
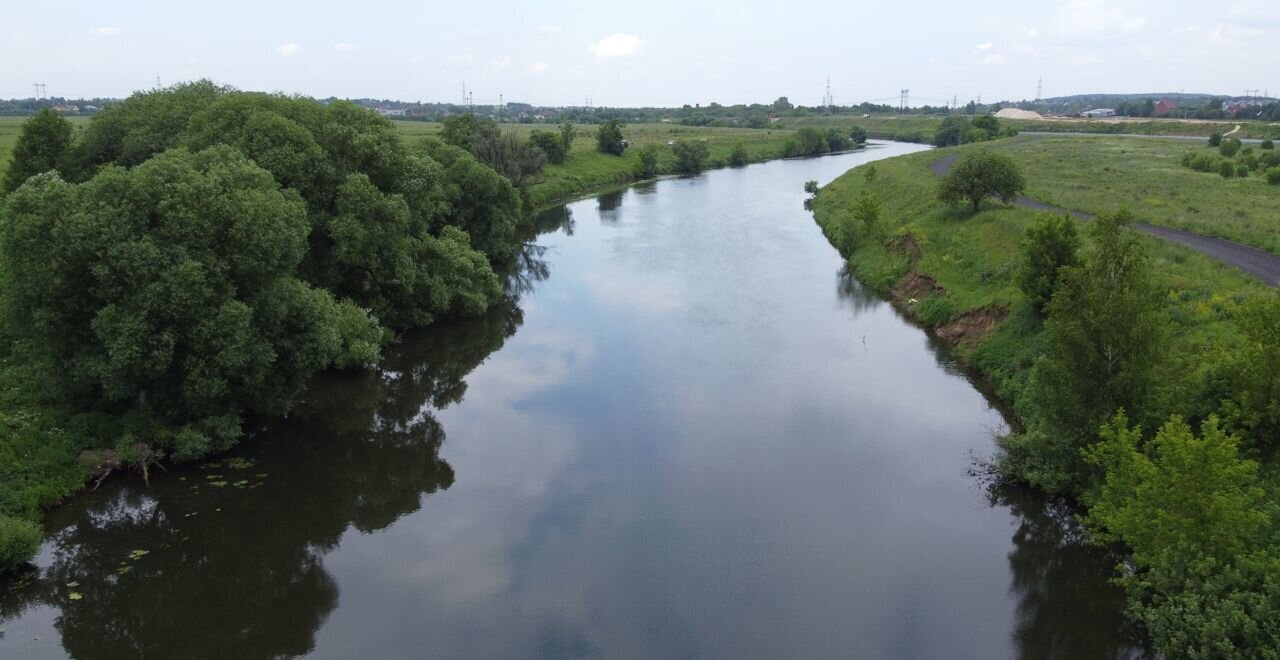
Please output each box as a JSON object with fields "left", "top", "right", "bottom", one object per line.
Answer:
{"left": 812, "top": 141, "right": 1280, "bottom": 656}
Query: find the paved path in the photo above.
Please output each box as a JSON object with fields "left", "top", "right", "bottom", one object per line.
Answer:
{"left": 930, "top": 154, "right": 1280, "bottom": 286}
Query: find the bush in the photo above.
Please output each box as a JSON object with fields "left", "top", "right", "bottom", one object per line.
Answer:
{"left": 1236, "top": 163, "right": 1251, "bottom": 178}
{"left": 1219, "top": 160, "right": 1237, "bottom": 178}
{"left": 595, "top": 119, "right": 626, "bottom": 155}
{"left": 672, "top": 139, "right": 710, "bottom": 174}
{"left": 915, "top": 295, "right": 957, "bottom": 326}
{"left": 825, "top": 128, "right": 854, "bottom": 151}
{"left": 1220, "top": 138, "right": 1242, "bottom": 158}
{"left": 1209, "top": 133, "right": 1223, "bottom": 147}
{"left": 728, "top": 142, "right": 748, "bottom": 167}
{"left": 1266, "top": 167, "right": 1280, "bottom": 185}
{"left": 1262, "top": 139, "right": 1275, "bottom": 150}
{"left": 1018, "top": 214, "right": 1081, "bottom": 314}
{"left": 849, "top": 126, "right": 868, "bottom": 144}
{"left": 637, "top": 145, "right": 661, "bottom": 178}
{"left": 528, "top": 130, "right": 566, "bottom": 164}
{"left": 0, "top": 515, "right": 42, "bottom": 573}
{"left": 1189, "top": 153, "right": 1218, "bottom": 172}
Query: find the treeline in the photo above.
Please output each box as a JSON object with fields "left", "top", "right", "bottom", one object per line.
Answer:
{"left": 1182, "top": 134, "right": 1280, "bottom": 183}
{"left": 0, "top": 81, "right": 527, "bottom": 571}
{"left": 932, "top": 115, "right": 1017, "bottom": 147}
{"left": 782, "top": 126, "right": 868, "bottom": 158}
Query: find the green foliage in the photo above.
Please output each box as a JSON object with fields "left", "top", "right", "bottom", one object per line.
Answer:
{"left": 825, "top": 128, "right": 854, "bottom": 151}
{"left": 441, "top": 113, "right": 487, "bottom": 149}
{"left": 915, "top": 295, "right": 957, "bottom": 326}
{"left": 75, "top": 80, "right": 229, "bottom": 170}
{"left": 467, "top": 122, "right": 546, "bottom": 189}
{"left": 529, "top": 129, "right": 566, "bottom": 164}
{"left": 1017, "top": 214, "right": 1081, "bottom": 314}
{"left": 596, "top": 119, "right": 626, "bottom": 155}
{"left": 3, "top": 108, "right": 74, "bottom": 193}
{"left": 852, "top": 189, "right": 882, "bottom": 236}
{"left": 1218, "top": 293, "right": 1280, "bottom": 449}
{"left": 1018, "top": 211, "right": 1165, "bottom": 493}
{"left": 849, "top": 126, "right": 868, "bottom": 145}
{"left": 937, "top": 149, "right": 1026, "bottom": 213}
{"left": 0, "top": 147, "right": 381, "bottom": 461}
{"left": 1261, "top": 139, "right": 1274, "bottom": 150}
{"left": 962, "top": 128, "right": 989, "bottom": 144}
{"left": 1219, "top": 160, "right": 1237, "bottom": 178}
{"left": 1084, "top": 412, "right": 1279, "bottom": 657}
{"left": 671, "top": 139, "right": 710, "bottom": 174}
{"left": 558, "top": 121, "right": 576, "bottom": 155}
{"left": 728, "top": 142, "right": 748, "bottom": 167}
{"left": 1209, "top": 132, "right": 1223, "bottom": 147}
{"left": 1220, "top": 138, "right": 1242, "bottom": 158}
{"left": 0, "top": 514, "right": 41, "bottom": 573}
{"left": 786, "top": 127, "right": 830, "bottom": 157}
{"left": 1267, "top": 167, "right": 1280, "bottom": 185}
{"left": 418, "top": 138, "right": 522, "bottom": 261}
{"left": 934, "top": 116, "right": 971, "bottom": 147}
{"left": 803, "top": 180, "right": 819, "bottom": 195}
{"left": 637, "top": 144, "right": 661, "bottom": 178}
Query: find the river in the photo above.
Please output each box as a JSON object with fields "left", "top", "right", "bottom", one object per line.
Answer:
{"left": 0, "top": 143, "right": 1145, "bottom": 659}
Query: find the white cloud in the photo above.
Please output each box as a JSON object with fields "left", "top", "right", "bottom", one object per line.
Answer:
{"left": 982, "top": 52, "right": 1008, "bottom": 65}
{"left": 1228, "top": 0, "right": 1280, "bottom": 26}
{"left": 273, "top": 43, "right": 304, "bottom": 56}
{"left": 90, "top": 26, "right": 121, "bottom": 37}
{"left": 491, "top": 56, "right": 511, "bottom": 70}
{"left": 333, "top": 42, "right": 358, "bottom": 53}
{"left": 535, "top": 25, "right": 561, "bottom": 35}
{"left": 590, "top": 33, "right": 643, "bottom": 58}
{"left": 1010, "top": 41, "right": 1041, "bottom": 56}
{"left": 1067, "top": 53, "right": 1102, "bottom": 66}
{"left": 528, "top": 61, "right": 548, "bottom": 74}
{"left": 975, "top": 42, "right": 994, "bottom": 51}
{"left": 1053, "top": 0, "right": 1146, "bottom": 36}
{"left": 410, "top": 55, "right": 426, "bottom": 64}
{"left": 446, "top": 52, "right": 473, "bottom": 65}
{"left": 1208, "top": 23, "right": 1265, "bottom": 46}
{"left": 1027, "top": 28, "right": 1039, "bottom": 37}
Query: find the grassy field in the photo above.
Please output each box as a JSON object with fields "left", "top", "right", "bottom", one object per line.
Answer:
{"left": 788, "top": 114, "right": 1280, "bottom": 140}
{"left": 395, "top": 120, "right": 798, "bottom": 207}
{"left": 975, "top": 136, "right": 1280, "bottom": 254}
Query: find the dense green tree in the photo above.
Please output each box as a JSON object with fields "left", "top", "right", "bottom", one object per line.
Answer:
{"left": 970, "top": 114, "right": 1000, "bottom": 137}
{"left": 849, "top": 126, "right": 868, "bottom": 145}
{"left": 787, "top": 127, "right": 829, "bottom": 157}
{"left": 772, "top": 96, "right": 793, "bottom": 112}
{"left": 530, "top": 129, "right": 566, "bottom": 164}
{"left": 441, "top": 113, "right": 489, "bottom": 148}
{"left": 937, "top": 150, "right": 1026, "bottom": 213}
{"left": 1262, "top": 139, "right": 1275, "bottom": 150}
{"left": 1220, "top": 138, "right": 1242, "bottom": 158}
{"left": 417, "top": 139, "right": 522, "bottom": 261}
{"left": 933, "top": 116, "right": 972, "bottom": 147}
{"left": 596, "top": 119, "right": 626, "bottom": 155}
{"left": 1220, "top": 293, "right": 1280, "bottom": 449}
{"left": 825, "top": 128, "right": 854, "bottom": 151}
{"left": 1208, "top": 133, "right": 1223, "bottom": 147}
{"left": 637, "top": 144, "right": 661, "bottom": 178}
{"left": 74, "top": 80, "right": 230, "bottom": 171}
{"left": 1084, "top": 412, "right": 1279, "bottom": 657}
{"left": 0, "top": 147, "right": 382, "bottom": 461}
{"left": 3, "top": 108, "right": 74, "bottom": 193}
{"left": 728, "top": 142, "right": 748, "bottom": 167}
{"left": 1017, "top": 214, "right": 1081, "bottom": 314}
{"left": 672, "top": 139, "right": 710, "bottom": 174}
{"left": 1009, "top": 211, "right": 1165, "bottom": 492}
{"left": 962, "top": 127, "right": 990, "bottom": 144}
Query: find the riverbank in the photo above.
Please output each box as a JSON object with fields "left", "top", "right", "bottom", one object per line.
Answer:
{"left": 811, "top": 141, "right": 1280, "bottom": 656}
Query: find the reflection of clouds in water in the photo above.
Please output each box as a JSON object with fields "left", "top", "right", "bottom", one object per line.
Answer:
{"left": 581, "top": 269, "right": 682, "bottom": 314}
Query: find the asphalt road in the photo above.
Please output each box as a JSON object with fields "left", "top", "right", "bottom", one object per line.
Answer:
{"left": 929, "top": 153, "right": 1280, "bottom": 286}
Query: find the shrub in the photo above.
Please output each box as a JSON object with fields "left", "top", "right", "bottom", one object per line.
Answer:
{"left": 528, "top": 130, "right": 566, "bottom": 164}
{"left": 915, "top": 296, "right": 957, "bottom": 326}
{"left": 849, "top": 126, "right": 868, "bottom": 144}
{"left": 637, "top": 145, "right": 661, "bottom": 178}
{"left": 1220, "top": 138, "right": 1242, "bottom": 158}
{"left": 1219, "top": 160, "right": 1236, "bottom": 178}
{"left": 825, "top": 129, "right": 854, "bottom": 151}
{"left": 672, "top": 139, "right": 711, "bottom": 174}
{"left": 1190, "top": 153, "right": 1218, "bottom": 172}
{"left": 728, "top": 142, "right": 748, "bottom": 167}
{"left": 0, "top": 515, "right": 42, "bottom": 573}
{"left": 1261, "top": 139, "right": 1275, "bottom": 150}
{"left": 1018, "top": 214, "right": 1081, "bottom": 314}
{"left": 1266, "top": 167, "right": 1280, "bottom": 185}
{"left": 595, "top": 119, "right": 626, "bottom": 155}
{"left": 1209, "top": 133, "right": 1223, "bottom": 147}
{"left": 1237, "top": 163, "right": 1251, "bottom": 178}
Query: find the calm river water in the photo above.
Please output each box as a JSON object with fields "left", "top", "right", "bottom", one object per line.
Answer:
{"left": 0, "top": 143, "right": 1145, "bottom": 659}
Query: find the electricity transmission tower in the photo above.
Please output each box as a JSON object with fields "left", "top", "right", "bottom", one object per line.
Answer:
{"left": 33, "top": 83, "right": 47, "bottom": 101}
{"left": 823, "top": 76, "right": 833, "bottom": 110}
{"left": 1036, "top": 76, "right": 1043, "bottom": 102}
{"left": 899, "top": 89, "right": 909, "bottom": 112}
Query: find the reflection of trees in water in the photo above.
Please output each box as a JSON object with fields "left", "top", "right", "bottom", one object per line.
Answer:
{"left": 530, "top": 205, "right": 574, "bottom": 237}
{"left": 834, "top": 263, "right": 883, "bottom": 315}
{"left": 991, "top": 485, "right": 1149, "bottom": 660}
{"left": 0, "top": 297, "right": 524, "bottom": 660}
{"left": 596, "top": 190, "right": 624, "bottom": 214}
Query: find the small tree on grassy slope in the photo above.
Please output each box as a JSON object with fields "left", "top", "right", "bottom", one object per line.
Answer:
{"left": 938, "top": 150, "right": 1025, "bottom": 214}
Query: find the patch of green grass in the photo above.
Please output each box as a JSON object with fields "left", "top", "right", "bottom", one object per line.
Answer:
{"left": 977, "top": 136, "right": 1280, "bottom": 254}
{"left": 790, "top": 114, "right": 1279, "bottom": 140}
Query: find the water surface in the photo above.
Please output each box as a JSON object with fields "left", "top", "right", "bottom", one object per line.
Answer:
{"left": 1, "top": 144, "right": 1143, "bottom": 659}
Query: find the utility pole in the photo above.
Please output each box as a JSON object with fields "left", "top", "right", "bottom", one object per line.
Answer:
{"left": 156, "top": 72, "right": 162, "bottom": 89}
{"left": 899, "top": 89, "right": 909, "bottom": 112}
{"left": 1036, "top": 75, "right": 1043, "bottom": 102}
{"left": 823, "top": 75, "right": 832, "bottom": 111}
{"left": 952, "top": 94, "right": 958, "bottom": 110}
{"left": 498, "top": 93, "right": 503, "bottom": 121}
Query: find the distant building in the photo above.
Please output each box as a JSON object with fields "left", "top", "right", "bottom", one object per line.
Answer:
{"left": 768, "top": 112, "right": 780, "bottom": 123}
{"left": 1081, "top": 108, "right": 1116, "bottom": 118}
{"left": 376, "top": 107, "right": 407, "bottom": 117}
{"left": 1154, "top": 99, "right": 1178, "bottom": 116}
{"left": 51, "top": 104, "right": 79, "bottom": 113}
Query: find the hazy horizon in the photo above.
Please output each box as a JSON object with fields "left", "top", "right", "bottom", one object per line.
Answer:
{"left": 4, "top": 0, "right": 1277, "bottom": 108}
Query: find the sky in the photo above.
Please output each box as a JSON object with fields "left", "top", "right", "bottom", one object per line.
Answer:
{"left": 3, "top": 0, "right": 1278, "bottom": 107}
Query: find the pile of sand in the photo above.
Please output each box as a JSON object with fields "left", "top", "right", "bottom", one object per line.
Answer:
{"left": 994, "top": 108, "right": 1044, "bottom": 120}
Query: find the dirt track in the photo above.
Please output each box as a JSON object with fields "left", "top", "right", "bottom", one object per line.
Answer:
{"left": 929, "top": 153, "right": 1280, "bottom": 286}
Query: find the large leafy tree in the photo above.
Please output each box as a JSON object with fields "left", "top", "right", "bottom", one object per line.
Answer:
{"left": 595, "top": 119, "right": 626, "bottom": 155}
{"left": 1017, "top": 213, "right": 1081, "bottom": 314}
{"left": 937, "top": 149, "right": 1026, "bottom": 213}
{"left": 0, "top": 147, "right": 381, "bottom": 460}
{"left": 3, "top": 108, "right": 74, "bottom": 192}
